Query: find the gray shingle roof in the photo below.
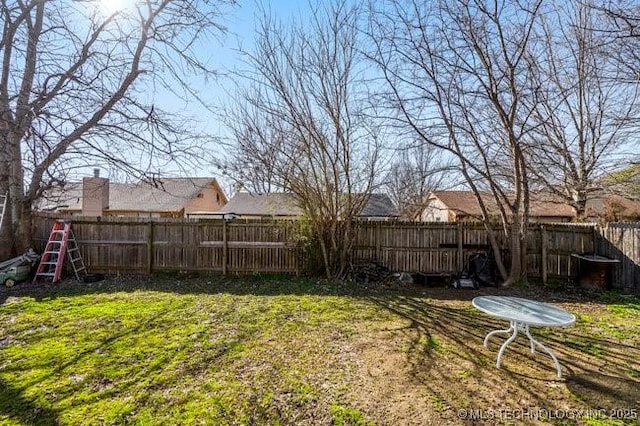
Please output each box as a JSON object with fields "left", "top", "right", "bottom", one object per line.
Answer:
{"left": 218, "top": 193, "right": 303, "bottom": 216}
{"left": 219, "top": 192, "right": 398, "bottom": 218}
{"left": 359, "top": 193, "right": 399, "bottom": 217}
{"left": 40, "top": 177, "right": 222, "bottom": 213}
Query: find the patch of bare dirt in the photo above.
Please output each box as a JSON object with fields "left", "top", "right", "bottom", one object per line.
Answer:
{"left": 333, "top": 285, "right": 640, "bottom": 425}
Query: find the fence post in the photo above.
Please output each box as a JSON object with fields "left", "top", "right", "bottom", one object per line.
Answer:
{"left": 376, "top": 221, "right": 382, "bottom": 262}
{"left": 540, "top": 224, "right": 547, "bottom": 284}
{"left": 457, "top": 222, "right": 464, "bottom": 271}
{"left": 146, "top": 221, "right": 154, "bottom": 275}
{"left": 222, "top": 219, "right": 228, "bottom": 275}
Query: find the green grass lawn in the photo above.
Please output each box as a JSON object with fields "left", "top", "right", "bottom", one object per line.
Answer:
{"left": 0, "top": 275, "right": 638, "bottom": 425}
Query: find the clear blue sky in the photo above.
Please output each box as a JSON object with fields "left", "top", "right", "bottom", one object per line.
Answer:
{"left": 152, "top": 0, "right": 309, "bottom": 180}
{"left": 157, "top": 2, "right": 308, "bottom": 127}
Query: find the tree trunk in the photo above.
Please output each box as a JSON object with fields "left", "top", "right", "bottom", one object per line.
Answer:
{"left": 7, "top": 129, "right": 30, "bottom": 254}
{"left": 502, "top": 221, "right": 524, "bottom": 287}
{"left": 317, "top": 229, "right": 332, "bottom": 279}
{"left": 519, "top": 233, "right": 528, "bottom": 283}
{"left": 0, "top": 135, "right": 12, "bottom": 259}
{"left": 573, "top": 193, "right": 588, "bottom": 221}
{"left": 13, "top": 198, "right": 33, "bottom": 253}
{"left": 485, "top": 224, "right": 508, "bottom": 282}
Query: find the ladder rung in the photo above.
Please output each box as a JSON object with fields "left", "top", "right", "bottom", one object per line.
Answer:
{"left": 36, "top": 272, "right": 55, "bottom": 277}
{"left": 40, "top": 261, "right": 59, "bottom": 265}
{"left": 44, "top": 251, "right": 61, "bottom": 255}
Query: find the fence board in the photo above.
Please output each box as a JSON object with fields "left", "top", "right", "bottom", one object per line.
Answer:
{"left": 597, "top": 223, "right": 640, "bottom": 291}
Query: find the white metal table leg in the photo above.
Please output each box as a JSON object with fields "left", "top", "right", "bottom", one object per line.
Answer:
{"left": 524, "top": 324, "right": 563, "bottom": 379}
{"left": 496, "top": 321, "right": 519, "bottom": 369}
{"left": 483, "top": 323, "right": 515, "bottom": 348}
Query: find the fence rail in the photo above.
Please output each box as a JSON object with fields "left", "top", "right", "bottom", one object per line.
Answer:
{"left": 32, "top": 216, "right": 638, "bottom": 290}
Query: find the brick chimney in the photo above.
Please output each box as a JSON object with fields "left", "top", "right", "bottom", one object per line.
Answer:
{"left": 82, "top": 169, "right": 109, "bottom": 217}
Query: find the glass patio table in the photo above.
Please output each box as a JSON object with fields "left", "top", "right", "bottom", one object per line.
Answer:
{"left": 472, "top": 296, "right": 576, "bottom": 379}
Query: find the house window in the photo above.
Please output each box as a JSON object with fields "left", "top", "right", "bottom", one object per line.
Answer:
{"left": 216, "top": 193, "right": 220, "bottom": 204}
{"left": 197, "top": 193, "right": 204, "bottom": 198}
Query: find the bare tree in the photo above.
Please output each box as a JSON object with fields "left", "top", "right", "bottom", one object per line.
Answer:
{"left": 0, "top": 0, "right": 232, "bottom": 255}
{"left": 384, "top": 144, "right": 456, "bottom": 220}
{"left": 219, "top": 100, "right": 288, "bottom": 194}
{"left": 526, "top": 0, "right": 640, "bottom": 219}
{"left": 597, "top": 1, "right": 640, "bottom": 85}
{"left": 222, "top": 1, "right": 382, "bottom": 278}
{"left": 368, "top": 0, "right": 543, "bottom": 286}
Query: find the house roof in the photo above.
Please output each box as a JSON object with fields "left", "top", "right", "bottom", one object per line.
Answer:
{"left": 219, "top": 192, "right": 399, "bottom": 217}
{"left": 358, "top": 193, "right": 400, "bottom": 217}
{"left": 218, "top": 193, "right": 304, "bottom": 216}
{"left": 585, "top": 194, "right": 640, "bottom": 219}
{"left": 40, "top": 177, "right": 225, "bottom": 213}
{"left": 429, "top": 191, "right": 576, "bottom": 219}
{"left": 529, "top": 194, "right": 577, "bottom": 218}
{"left": 430, "top": 191, "right": 486, "bottom": 217}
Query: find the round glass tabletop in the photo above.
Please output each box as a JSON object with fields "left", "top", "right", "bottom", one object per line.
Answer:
{"left": 472, "top": 296, "right": 576, "bottom": 327}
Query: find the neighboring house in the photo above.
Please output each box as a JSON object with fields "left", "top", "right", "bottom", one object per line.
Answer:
{"left": 218, "top": 192, "right": 399, "bottom": 220}
{"left": 585, "top": 195, "right": 640, "bottom": 222}
{"left": 417, "top": 191, "right": 576, "bottom": 223}
{"left": 39, "top": 172, "right": 228, "bottom": 218}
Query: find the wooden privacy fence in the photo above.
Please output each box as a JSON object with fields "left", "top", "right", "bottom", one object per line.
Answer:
{"left": 597, "top": 223, "right": 640, "bottom": 291}
{"left": 32, "top": 216, "right": 626, "bottom": 286}
{"left": 33, "top": 217, "right": 301, "bottom": 275}
{"left": 352, "top": 222, "right": 595, "bottom": 283}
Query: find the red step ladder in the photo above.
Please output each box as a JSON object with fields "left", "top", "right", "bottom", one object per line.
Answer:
{"left": 34, "top": 221, "right": 86, "bottom": 283}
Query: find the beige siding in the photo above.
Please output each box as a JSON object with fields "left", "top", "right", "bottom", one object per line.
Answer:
{"left": 184, "top": 184, "right": 226, "bottom": 215}
{"left": 420, "top": 198, "right": 450, "bottom": 222}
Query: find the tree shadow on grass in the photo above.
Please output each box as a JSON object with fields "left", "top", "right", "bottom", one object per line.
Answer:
{"left": 0, "top": 297, "right": 273, "bottom": 424}
{"left": 366, "top": 294, "right": 640, "bottom": 417}
{"left": 0, "top": 274, "right": 638, "bottom": 423}
{"left": 554, "top": 332, "right": 640, "bottom": 411}
{"left": 0, "top": 307, "right": 182, "bottom": 424}
{"left": 0, "top": 378, "right": 58, "bottom": 426}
